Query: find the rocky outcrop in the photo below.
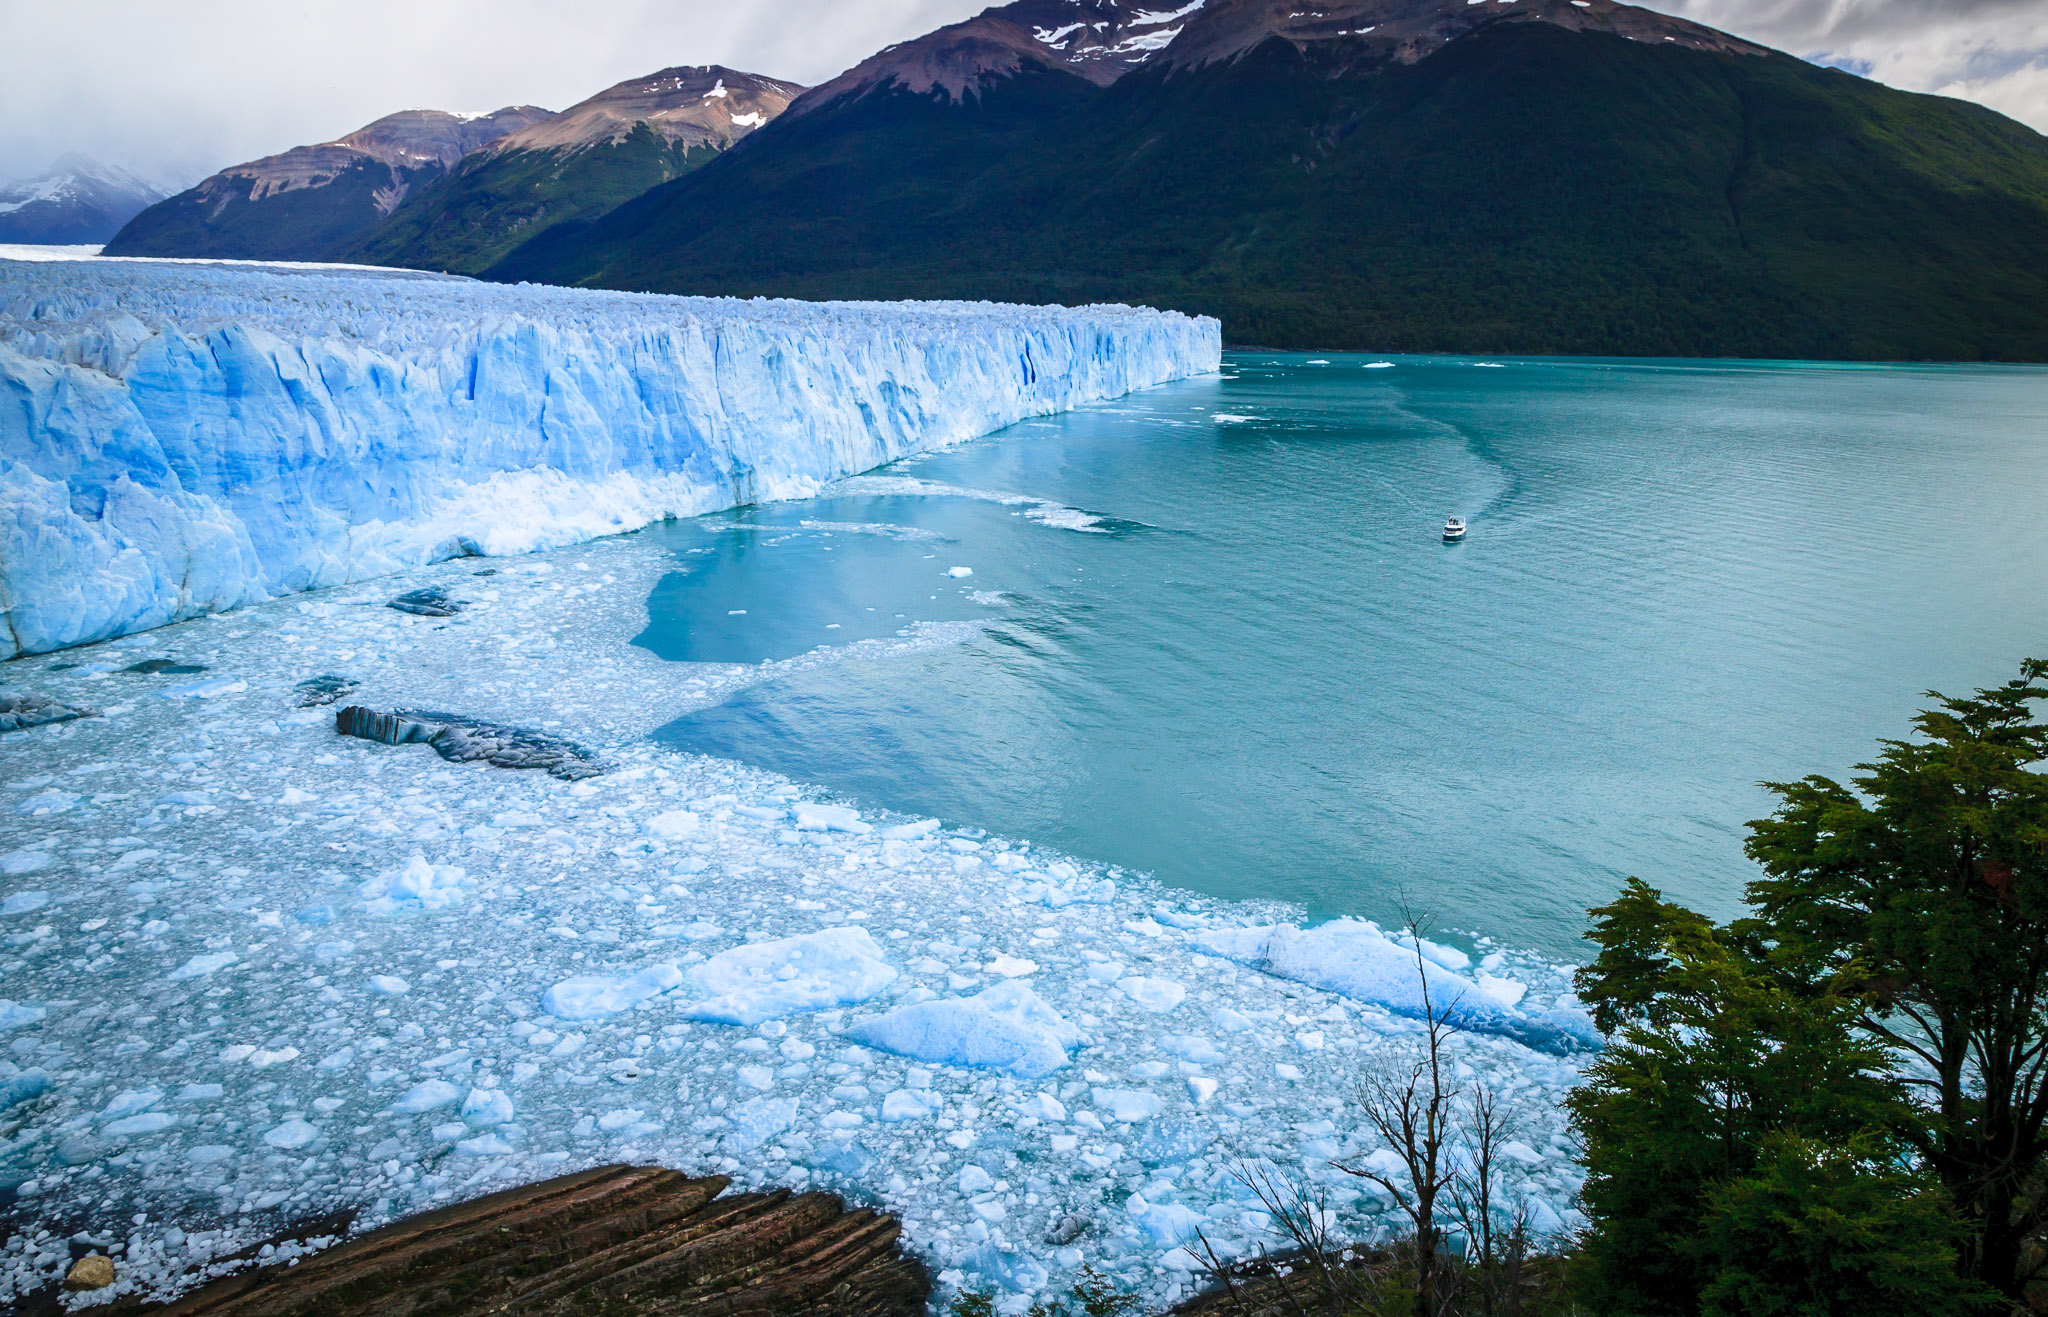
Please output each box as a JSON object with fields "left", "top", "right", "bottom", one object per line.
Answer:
{"left": 335, "top": 705, "right": 606, "bottom": 780}
{"left": 132, "top": 1164, "right": 928, "bottom": 1315}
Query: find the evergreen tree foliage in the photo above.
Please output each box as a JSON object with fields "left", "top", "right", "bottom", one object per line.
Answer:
{"left": 1745, "top": 659, "right": 2048, "bottom": 1298}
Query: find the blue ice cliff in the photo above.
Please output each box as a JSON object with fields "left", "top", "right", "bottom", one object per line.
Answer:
{"left": 0, "top": 258, "right": 1219, "bottom": 657}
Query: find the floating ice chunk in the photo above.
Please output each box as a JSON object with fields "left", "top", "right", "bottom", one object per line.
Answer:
{"left": 646, "top": 809, "right": 700, "bottom": 838}
{"left": 736, "top": 1065, "right": 775, "bottom": 1091}
{"left": 1500, "top": 1140, "right": 1546, "bottom": 1164}
{"left": 1188, "top": 1076, "right": 1219, "bottom": 1104}
{"left": 1296, "top": 1031, "right": 1325, "bottom": 1051}
{"left": 1127, "top": 1194, "right": 1206, "bottom": 1246}
{"left": 946, "top": 566, "right": 974, "bottom": 578}
{"left": 0, "top": 1000, "right": 45, "bottom": 1029}
{"left": 0, "top": 850, "right": 50, "bottom": 875}
{"left": 160, "top": 678, "right": 246, "bottom": 699}
{"left": 1400, "top": 935, "right": 1471, "bottom": 971}
{"left": 880, "top": 1089, "right": 936, "bottom": 1122}
{"left": 1159, "top": 1035, "right": 1225, "bottom": 1064}
{"left": 0, "top": 1068, "right": 50, "bottom": 1109}
{"left": 1, "top": 891, "right": 50, "bottom": 916}
{"left": 280, "top": 787, "right": 316, "bottom": 806}
{"left": 360, "top": 856, "right": 466, "bottom": 914}
{"left": 263, "top": 1118, "right": 319, "bottom": 1149}
{"left": 653, "top": 919, "right": 725, "bottom": 941}
{"left": 1014, "top": 1091, "right": 1068, "bottom": 1122}
{"left": 1197, "top": 920, "right": 1543, "bottom": 1042}
{"left": 1364, "top": 360, "right": 1396, "bottom": 368}
{"left": 175, "top": 1083, "right": 222, "bottom": 1101}
{"left": 1094, "top": 1089, "right": 1164, "bottom": 1123}
{"left": 878, "top": 819, "right": 941, "bottom": 841}
{"left": 683, "top": 928, "right": 896, "bottom": 1025}
{"left": 985, "top": 954, "right": 1038, "bottom": 978}
{"left": 105, "top": 1112, "right": 176, "bottom": 1137}
{"left": 543, "top": 963, "right": 685, "bottom": 1020}
{"left": 249, "top": 1047, "right": 300, "bottom": 1067}
{"left": 459, "top": 1133, "right": 516, "bottom": 1156}
{"left": 791, "top": 803, "right": 872, "bottom": 834}
{"left": 460, "top": 1087, "right": 514, "bottom": 1126}
{"left": 391, "top": 1079, "right": 463, "bottom": 1114}
{"left": 1476, "top": 973, "right": 1528, "bottom": 1008}
{"left": 168, "top": 950, "right": 237, "bottom": 980}
{"left": 368, "top": 974, "right": 410, "bottom": 995}
{"left": 730, "top": 1095, "right": 798, "bottom": 1150}
{"left": 1358, "top": 1148, "right": 1408, "bottom": 1178}
{"left": 100, "top": 1089, "right": 163, "bottom": 1120}
{"left": 848, "top": 980, "right": 1081, "bottom": 1079}
{"left": 187, "top": 1144, "right": 234, "bottom": 1165}
{"left": 959, "top": 1164, "right": 995, "bottom": 1193}
{"left": 1117, "top": 976, "right": 1186, "bottom": 1013}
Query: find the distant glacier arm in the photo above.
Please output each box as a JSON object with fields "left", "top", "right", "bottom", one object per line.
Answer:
{"left": 0, "top": 261, "right": 1219, "bottom": 657}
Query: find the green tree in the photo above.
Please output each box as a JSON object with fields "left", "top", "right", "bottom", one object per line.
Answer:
{"left": 1568, "top": 880, "right": 1984, "bottom": 1316}
{"left": 1745, "top": 659, "right": 2048, "bottom": 1298}
{"left": 1699, "top": 1133, "right": 1980, "bottom": 1317}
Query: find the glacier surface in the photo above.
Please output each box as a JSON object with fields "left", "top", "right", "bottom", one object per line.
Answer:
{"left": 0, "top": 256, "right": 1218, "bottom": 657}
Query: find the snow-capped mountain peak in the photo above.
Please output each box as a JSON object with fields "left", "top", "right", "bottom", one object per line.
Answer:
{"left": 0, "top": 154, "right": 169, "bottom": 244}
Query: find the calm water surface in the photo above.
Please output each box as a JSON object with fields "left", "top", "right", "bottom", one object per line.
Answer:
{"left": 640, "top": 353, "right": 2048, "bottom": 957}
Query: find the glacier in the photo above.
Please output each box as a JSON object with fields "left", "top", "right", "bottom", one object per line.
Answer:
{"left": 0, "top": 256, "right": 1218, "bottom": 658}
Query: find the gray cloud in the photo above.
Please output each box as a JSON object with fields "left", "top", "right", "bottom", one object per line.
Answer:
{"left": 0, "top": 0, "right": 2041, "bottom": 189}
{"left": 1672, "top": 0, "right": 2048, "bottom": 129}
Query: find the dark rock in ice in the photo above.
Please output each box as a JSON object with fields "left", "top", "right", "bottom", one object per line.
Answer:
{"left": 1045, "top": 1212, "right": 1090, "bottom": 1245}
{"left": 294, "top": 674, "right": 359, "bottom": 707}
{"left": 122, "top": 658, "right": 206, "bottom": 675}
{"left": 387, "top": 586, "right": 462, "bottom": 617}
{"left": 335, "top": 704, "right": 606, "bottom": 780}
{"left": 0, "top": 694, "right": 91, "bottom": 733}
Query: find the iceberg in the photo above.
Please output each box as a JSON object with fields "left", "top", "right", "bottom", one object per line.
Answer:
{"left": 0, "top": 257, "right": 1219, "bottom": 657}
{"left": 847, "top": 979, "right": 1083, "bottom": 1078}
{"left": 1196, "top": 920, "right": 1585, "bottom": 1051}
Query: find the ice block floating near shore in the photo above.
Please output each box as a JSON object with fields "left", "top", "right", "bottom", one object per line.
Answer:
{"left": 0, "top": 257, "right": 1219, "bottom": 658}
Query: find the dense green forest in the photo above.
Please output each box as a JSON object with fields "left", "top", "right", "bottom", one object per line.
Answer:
{"left": 499, "top": 23, "right": 2048, "bottom": 360}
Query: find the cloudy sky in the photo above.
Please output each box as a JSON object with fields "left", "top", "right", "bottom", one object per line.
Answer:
{"left": 2, "top": 0, "right": 2043, "bottom": 187}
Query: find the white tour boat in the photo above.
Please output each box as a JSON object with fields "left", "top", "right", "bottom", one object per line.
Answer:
{"left": 1443, "top": 516, "right": 1467, "bottom": 542}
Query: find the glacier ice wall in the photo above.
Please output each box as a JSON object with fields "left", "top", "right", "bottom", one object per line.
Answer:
{"left": 0, "top": 258, "right": 1219, "bottom": 658}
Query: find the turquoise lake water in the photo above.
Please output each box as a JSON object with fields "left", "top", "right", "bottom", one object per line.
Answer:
{"left": 641, "top": 353, "right": 2048, "bottom": 958}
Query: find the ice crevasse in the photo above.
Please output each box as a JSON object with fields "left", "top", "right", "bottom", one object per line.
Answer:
{"left": 0, "top": 258, "right": 1220, "bottom": 657}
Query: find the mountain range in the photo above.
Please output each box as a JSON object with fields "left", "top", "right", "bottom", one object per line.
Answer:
{"left": 0, "top": 155, "right": 168, "bottom": 244}
{"left": 343, "top": 67, "right": 802, "bottom": 274}
{"left": 101, "top": 0, "right": 2048, "bottom": 359}
{"left": 103, "top": 106, "right": 554, "bottom": 260}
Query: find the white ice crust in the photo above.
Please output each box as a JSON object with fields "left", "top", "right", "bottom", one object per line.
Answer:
{"left": 0, "top": 257, "right": 1218, "bottom": 658}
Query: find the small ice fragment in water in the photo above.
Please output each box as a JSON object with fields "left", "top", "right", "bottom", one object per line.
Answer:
{"left": 168, "top": 950, "right": 237, "bottom": 980}
{"left": 263, "top": 1118, "right": 319, "bottom": 1149}
{"left": 1117, "top": 976, "right": 1187, "bottom": 1013}
{"left": 391, "top": 1080, "right": 462, "bottom": 1114}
